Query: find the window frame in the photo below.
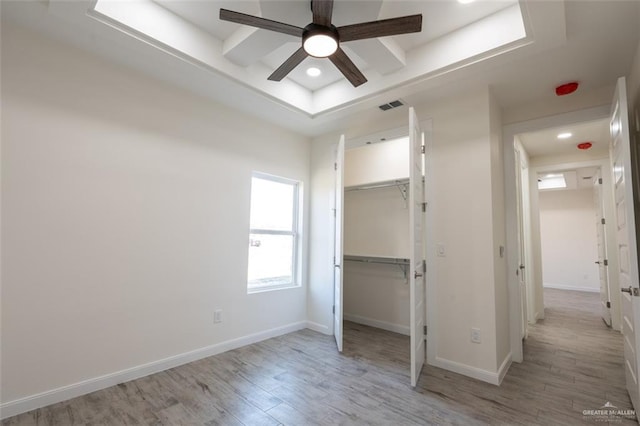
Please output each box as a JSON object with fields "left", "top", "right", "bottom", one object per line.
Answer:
{"left": 247, "top": 171, "right": 301, "bottom": 293}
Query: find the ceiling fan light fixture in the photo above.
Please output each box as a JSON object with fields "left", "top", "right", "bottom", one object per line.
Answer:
{"left": 303, "top": 24, "right": 338, "bottom": 58}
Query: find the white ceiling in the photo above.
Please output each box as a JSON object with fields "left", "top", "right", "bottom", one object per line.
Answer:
{"left": 520, "top": 118, "right": 610, "bottom": 192}
{"left": 153, "top": 0, "right": 518, "bottom": 92}
{"left": 518, "top": 118, "right": 610, "bottom": 159}
{"left": 88, "top": 0, "right": 527, "bottom": 115}
{"left": 1, "top": 0, "right": 639, "bottom": 137}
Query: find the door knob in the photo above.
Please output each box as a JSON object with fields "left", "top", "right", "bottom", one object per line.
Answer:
{"left": 414, "top": 271, "right": 423, "bottom": 279}
{"left": 595, "top": 261, "right": 601, "bottom": 264}
{"left": 622, "top": 287, "right": 632, "bottom": 293}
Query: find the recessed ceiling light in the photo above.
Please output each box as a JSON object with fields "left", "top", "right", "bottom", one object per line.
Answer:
{"left": 557, "top": 132, "right": 572, "bottom": 139}
{"left": 306, "top": 67, "right": 322, "bottom": 77}
{"left": 458, "top": 0, "right": 476, "bottom": 4}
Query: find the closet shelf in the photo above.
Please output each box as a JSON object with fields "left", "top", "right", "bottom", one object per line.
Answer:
{"left": 345, "top": 179, "right": 409, "bottom": 201}
{"left": 344, "top": 254, "right": 410, "bottom": 265}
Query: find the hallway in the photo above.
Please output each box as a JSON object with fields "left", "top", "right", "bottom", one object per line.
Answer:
{"left": 412, "top": 288, "right": 635, "bottom": 424}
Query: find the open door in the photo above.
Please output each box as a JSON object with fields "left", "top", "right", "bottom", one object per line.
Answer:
{"left": 593, "top": 169, "right": 612, "bottom": 326}
{"left": 409, "top": 108, "right": 426, "bottom": 386}
{"left": 610, "top": 77, "right": 640, "bottom": 411}
{"left": 514, "top": 148, "right": 529, "bottom": 339}
{"left": 333, "top": 136, "right": 345, "bottom": 352}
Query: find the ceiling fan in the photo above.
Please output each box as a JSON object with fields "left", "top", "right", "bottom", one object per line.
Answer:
{"left": 219, "top": 0, "right": 422, "bottom": 87}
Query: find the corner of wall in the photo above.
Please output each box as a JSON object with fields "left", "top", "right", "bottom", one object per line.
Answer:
{"left": 489, "top": 89, "right": 511, "bottom": 368}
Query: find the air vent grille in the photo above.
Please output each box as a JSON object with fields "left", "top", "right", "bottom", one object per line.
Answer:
{"left": 378, "top": 99, "right": 404, "bottom": 111}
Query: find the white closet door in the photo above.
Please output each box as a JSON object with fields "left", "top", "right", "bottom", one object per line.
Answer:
{"left": 610, "top": 77, "right": 640, "bottom": 411}
{"left": 593, "top": 170, "right": 612, "bottom": 326}
{"left": 334, "top": 136, "right": 345, "bottom": 352}
{"left": 409, "top": 108, "right": 425, "bottom": 386}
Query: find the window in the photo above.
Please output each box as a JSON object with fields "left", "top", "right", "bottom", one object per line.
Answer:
{"left": 247, "top": 172, "right": 300, "bottom": 292}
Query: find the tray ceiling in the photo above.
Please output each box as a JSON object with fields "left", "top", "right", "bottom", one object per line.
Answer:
{"left": 88, "top": 0, "right": 530, "bottom": 116}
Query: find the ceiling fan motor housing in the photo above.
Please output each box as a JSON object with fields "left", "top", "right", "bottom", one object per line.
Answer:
{"left": 302, "top": 23, "right": 340, "bottom": 58}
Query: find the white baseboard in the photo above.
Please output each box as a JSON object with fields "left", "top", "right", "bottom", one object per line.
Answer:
{"left": 543, "top": 283, "right": 599, "bottom": 293}
{"left": 430, "top": 356, "right": 503, "bottom": 385}
{"left": 344, "top": 313, "right": 409, "bottom": 336}
{"left": 305, "top": 321, "right": 331, "bottom": 335}
{"left": 0, "top": 321, "right": 307, "bottom": 420}
{"left": 497, "top": 352, "right": 513, "bottom": 385}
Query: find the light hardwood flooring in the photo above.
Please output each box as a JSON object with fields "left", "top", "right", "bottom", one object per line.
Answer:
{"left": 3, "top": 288, "right": 636, "bottom": 425}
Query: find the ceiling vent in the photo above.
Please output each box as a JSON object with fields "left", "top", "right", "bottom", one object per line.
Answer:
{"left": 378, "top": 100, "right": 404, "bottom": 111}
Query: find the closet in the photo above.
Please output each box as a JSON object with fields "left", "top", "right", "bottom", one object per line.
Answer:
{"left": 342, "top": 137, "right": 411, "bottom": 337}
{"left": 333, "top": 108, "right": 427, "bottom": 386}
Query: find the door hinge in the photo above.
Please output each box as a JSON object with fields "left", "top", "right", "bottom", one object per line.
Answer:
{"left": 423, "top": 261, "right": 427, "bottom": 273}
{"left": 604, "top": 259, "right": 608, "bottom": 266}
{"left": 421, "top": 145, "right": 426, "bottom": 154}
{"left": 333, "top": 305, "right": 335, "bottom": 314}
{"left": 601, "top": 218, "right": 606, "bottom": 225}
{"left": 424, "top": 325, "right": 427, "bottom": 335}
{"left": 334, "top": 162, "right": 337, "bottom": 171}
{"left": 606, "top": 301, "right": 611, "bottom": 308}
{"left": 599, "top": 178, "right": 603, "bottom": 184}
{"left": 421, "top": 202, "right": 427, "bottom": 212}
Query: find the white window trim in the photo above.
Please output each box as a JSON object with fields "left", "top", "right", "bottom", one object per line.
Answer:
{"left": 248, "top": 172, "right": 301, "bottom": 293}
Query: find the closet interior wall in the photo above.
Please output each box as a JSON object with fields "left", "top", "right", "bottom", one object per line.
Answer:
{"left": 343, "top": 138, "right": 412, "bottom": 335}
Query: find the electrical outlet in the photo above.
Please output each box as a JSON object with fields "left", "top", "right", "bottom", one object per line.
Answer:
{"left": 213, "top": 310, "right": 223, "bottom": 324}
{"left": 471, "top": 328, "right": 481, "bottom": 344}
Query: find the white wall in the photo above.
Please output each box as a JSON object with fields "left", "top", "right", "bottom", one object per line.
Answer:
{"left": 344, "top": 187, "right": 409, "bottom": 259}
{"left": 343, "top": 185, "right": 410, "bottom": 334}
{"left": 1, "top": 23, "right": 310, "bottom": 413}
{"left": 489, "top": 91, "right": 510, "bottom": 369}
{"left": 539, "top": 189, "right": 600, "bottom": 292}
{"left": 343, "top": 262, "right": 410, "bottom": 335}
{"left": 309, "top": 88, "right": 510, "bottom": 384}
{"left": 344, "top": 138, "right": 409, "bottom": 188}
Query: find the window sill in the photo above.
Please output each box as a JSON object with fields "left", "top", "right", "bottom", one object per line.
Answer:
{"left": 247, "top": 283, "right": 301, "bottom": 294}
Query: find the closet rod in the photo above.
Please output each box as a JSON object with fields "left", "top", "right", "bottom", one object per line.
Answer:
{"left": 344, "top": 179, "right": 409, "bottom": 192}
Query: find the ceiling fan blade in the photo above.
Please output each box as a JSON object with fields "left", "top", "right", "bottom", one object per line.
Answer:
{"left": 329, "top": 48, "right": 367, "bottom": 87}
{"left": 338, "top": 14, "right": 422, "bottom": 42}
{"left": 268, "top": 47, "right": 309, "bottom": 81}
{"left": 220, "top": 9, "right": 303, "bottom": 37}
{"left": 312, "top": 0, "right": 334, "bottom": 27}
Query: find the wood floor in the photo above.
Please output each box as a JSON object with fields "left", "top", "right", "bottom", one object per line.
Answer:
{"left": 3, "top": 288, "right": 636, "bottom": 425}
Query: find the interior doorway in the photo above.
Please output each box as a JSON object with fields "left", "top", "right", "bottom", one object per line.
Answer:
{"left": 332, "top": 111, "right": 431, "bottom": 387}
{"left": 537, "top": 165, "right": 609, "bottom": 320}
{"left": 512, "top": 118, "right": 621, "bottom": 333}
{"left": 504, "top": 105, "right": 617, "bottom": 364}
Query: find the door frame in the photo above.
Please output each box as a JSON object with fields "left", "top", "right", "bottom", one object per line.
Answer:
{"left": 503, "top": 105, "right": 611, "bottom": 362}
{"left": 530, "top": 159, "right": 620, "bottom": 328}
{"left": 333, "top": 119, "right": 435, "bottom": 366}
